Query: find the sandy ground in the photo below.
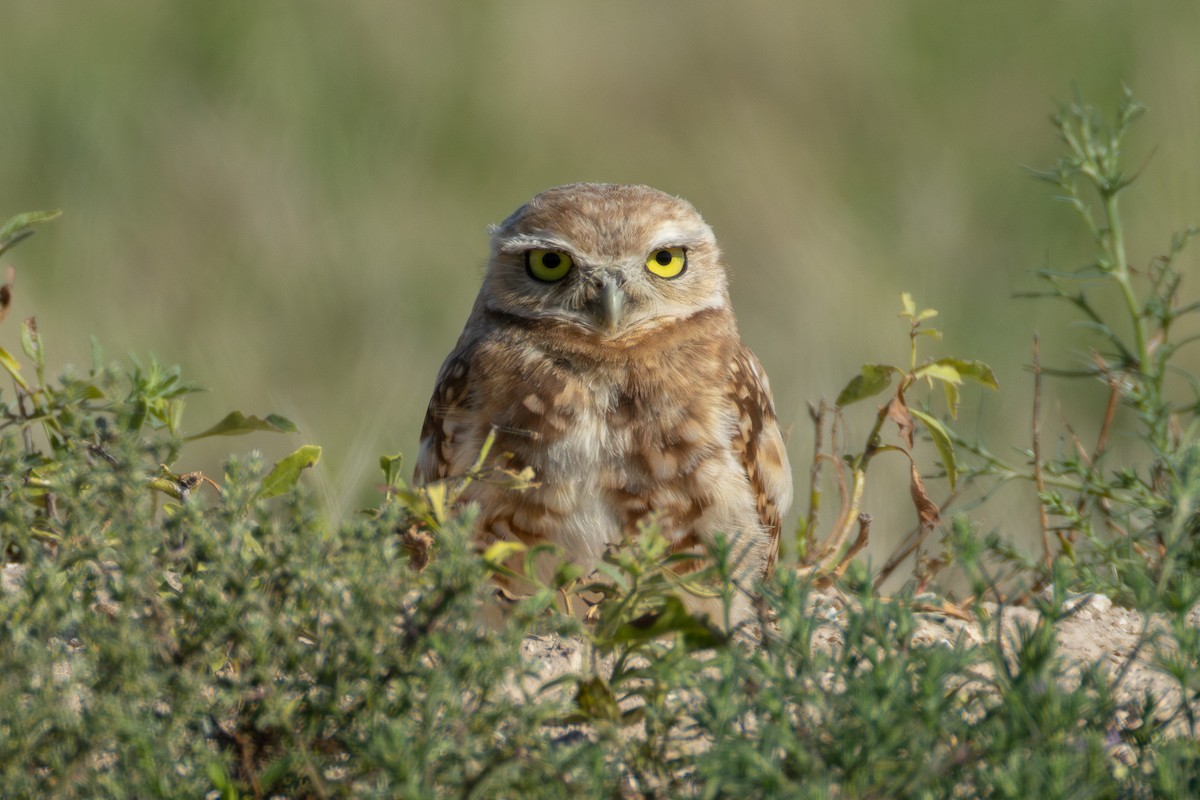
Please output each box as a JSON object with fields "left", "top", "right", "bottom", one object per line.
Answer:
{"left": 520, "top": 586, "right": 1200, "bottom": 739}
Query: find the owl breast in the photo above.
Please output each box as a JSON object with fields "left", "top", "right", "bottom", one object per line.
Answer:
{"left": 446, "top": 307, "right": 767, "bottom": 583}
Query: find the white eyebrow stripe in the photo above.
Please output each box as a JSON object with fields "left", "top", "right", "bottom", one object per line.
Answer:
{"left": 649, "top": 221, "right": 715, "bottom": 248}
{"left": 492, "top": 233, "right": 576, "bottom": 254}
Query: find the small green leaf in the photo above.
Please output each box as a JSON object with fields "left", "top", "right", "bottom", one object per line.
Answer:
{"left": 482, "top": 540, "right": 527, "bottom": 568}
{"left": 593, "top": 562, "right": 629, "bottom": 589}
{"left": 910, "top": 408, "right": 957, "bottom": 490}
{"left": 575, "top": 580, "right": 619, "bottom": 600}
{"left": 611, "top": 596, "right": 726, "bottom": 650}
{"left": 206, "top": 649, "right": 231, "bottom": 675}
{"left": 914, "top": 362, "right": 962, "bottom": 386}
{"left": 185, "top": 411, "right": 299, "bottom": 441}
{"left": 943, "top": 379, "right": 960, "bottom": 419}
{"left": 0, "top": 209, "right": 62, "bottom": 257}
{"left": 0, "top": 346, "right": 29, "bottom": 390}
{"left": 20, "top": 318, "right": 42, "bottom": 367}
{"left": 915, "top": 307, "right": 939, "bottom": 322}
{"left": 836, "top": 364, "right": 898, "bottom": 407}
{"left": 553, "top": 561, "right": 584, "bottom": 589}
{"left": 257, "top": 445, "right": 321, "bottom": 499}
{"left": 265, "top": 413, "right": 296, "bottom": 430}
{"left": 90, "top": 335, "right": 105, "bottom": 375}
{"left": 165, "top": 398, "right": 186, "bottom": 436}
{"left": 900, "top": 292, "right": 916, "bottom": 317}
{"left": 379, "top": 452, "right": 404, "bottom": 484}
{"left": 148, "top": 476, "right": 185, "bottom": 501}
{"left": 575, "top": 676, "right": 621, "bottom": 723}
{"left": 241, "top": 530, "right": 266, "bottom": 558}
{"left": 422, "top": 481, "right": 452, "bottom": 525}
{"left": 939, "top": 358, "right": 999, "bottom": 390}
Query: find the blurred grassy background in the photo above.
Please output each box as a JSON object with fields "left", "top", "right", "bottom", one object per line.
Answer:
{"left": 2, "top": 3, "right": 1199, "bottom": 555}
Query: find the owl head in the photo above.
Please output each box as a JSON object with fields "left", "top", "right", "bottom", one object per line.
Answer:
{"left": 478, "top": 183, "right": 731, "bottom": 338}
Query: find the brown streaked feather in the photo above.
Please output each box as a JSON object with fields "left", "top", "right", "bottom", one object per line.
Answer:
{"left": 414, "top": 348, "right": 473, "bottom": 483}
{"left": 728, "top": 344, "right": 789, "bottom": 576}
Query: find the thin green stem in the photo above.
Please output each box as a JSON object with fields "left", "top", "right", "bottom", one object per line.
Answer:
{"left": 909, "top": 322, "right": 919, "bottom": 372}
{"left": 1103, "top": 190, "right": 1150, "bottom": 375}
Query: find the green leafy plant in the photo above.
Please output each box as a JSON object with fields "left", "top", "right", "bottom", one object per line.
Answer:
{"left": 936, "top": 89, "right": 1200, "bottom": 614}
{"left": 0, "top": 211, "right": 316, "bottom": 532}
{"left": 801, "top": 291, "right": 997, "bottom": 589}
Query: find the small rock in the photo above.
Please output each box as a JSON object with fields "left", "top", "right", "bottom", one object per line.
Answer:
{"left": 1040, "top": 586, "right": 1114, "bottom": 617}
{"left": 2, "top": 563, "right": 26, "bottom": 594}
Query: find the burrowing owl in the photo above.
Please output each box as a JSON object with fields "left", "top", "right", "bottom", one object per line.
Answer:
{"left": 415, "top": 183, "right": 792, "bottom": 621}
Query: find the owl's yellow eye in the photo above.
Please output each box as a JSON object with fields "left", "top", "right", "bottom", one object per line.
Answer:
{"left": 645, "top": 247, "right": 687, "bottom": 279}
{"left": 526, "top": 249, "right": 574, "bottom": 282}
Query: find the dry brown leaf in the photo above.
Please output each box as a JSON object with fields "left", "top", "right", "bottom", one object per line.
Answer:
{"left": 909, "top": 462, "right": 942, "bottom": 530}
{"left": 886, "top": 392, "right": 914, "bottom": 449}
{"left": 401, "top": 524, "right": 434, "bottom": 571}
{"left": 885, "top": 389, "right": 940, "bottom": 529}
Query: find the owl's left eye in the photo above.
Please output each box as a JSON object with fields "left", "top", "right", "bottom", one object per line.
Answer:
{"left": 645, "top": 247, "right": 687, "bottom": 279}
{"left": 526, "top": 249, "right": 574, "bottom": 282}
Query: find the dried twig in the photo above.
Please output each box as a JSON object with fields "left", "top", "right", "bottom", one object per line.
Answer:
{"left": 1032, "top": 333, "right": 1052, "bottom": 567}
{"left": 818, "top": 514, "right": 872, "bottom": 586}
{"left": 805, "top": 400, "right": 826, "bottom": 556}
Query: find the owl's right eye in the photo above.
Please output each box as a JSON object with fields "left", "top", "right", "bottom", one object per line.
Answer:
{"left": 526, "top": 249, "right": 574, "bottom": 282}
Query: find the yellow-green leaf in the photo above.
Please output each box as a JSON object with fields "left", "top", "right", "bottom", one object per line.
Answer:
{"left": 900, "top": 292, "right": 916, "bottom": 317}
{"left": 943, "top": 379, "right": 960, "bottom": 419}
{"left": 208, "top": 649, "right": 230, "bottom": 675}
{"left": 482, "top": 540, "right": 527, "bottom": 568}
{"left": 915, "top": 362, "right": 962, "bottom": 385}
{"left": 836, "top": 364, "right": 899, "bottom": 407}
{"left": 0, "top": 210, "right": 62, "bottom": 257}
{"left": 241, "top": 530, "right": 266, "bottom": 558}
{"left": 910, "top": 408, "right": 957, "bottom": 490}
{"left": 939, "top": 358, "right": 999, "bottom": 390}
{"left": 185, "top": 411, "right": 298, "bottom": 441}
{"left": 612, "top": 595, "right": 726, "bottom": 650}
{"left": 0, "top": 346, "right": 28, "bottom": 389}
{"left": 148, "top": 476, "right": 185, "bottom": 500}
{"left": 20, "top": 319, "right": 45, "bottom": 383}
{"left": 379, "top": 452, "right": 404, "bottom": 482}
{"left": 575, "top": 676, "right": 621, "bottom": 723}
{"left": 257, "top": 445, "right": 322, "bottom": 499}
{"left": 421, "top": 481, "right": 451, "bottom": 525}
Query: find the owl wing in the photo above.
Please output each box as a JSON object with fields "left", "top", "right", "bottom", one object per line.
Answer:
{"left": 728, "top": 344, "right": 793, "bottom": 576}
{"left": 414, "top": 343, "right": 477, "bottom": 485}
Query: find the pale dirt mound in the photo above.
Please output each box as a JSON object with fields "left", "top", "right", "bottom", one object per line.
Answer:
{"left": 520, "top": 588, "right": 1199, "bottom": 736}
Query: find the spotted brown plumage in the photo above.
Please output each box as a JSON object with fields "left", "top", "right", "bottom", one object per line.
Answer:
{"left": 414, "top": 183, "right": 792, "bottom": 623}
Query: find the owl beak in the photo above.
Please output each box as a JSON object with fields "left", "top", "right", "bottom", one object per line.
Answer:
{"left": 592, "top": 275, "right": 625, "bottom": 334}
